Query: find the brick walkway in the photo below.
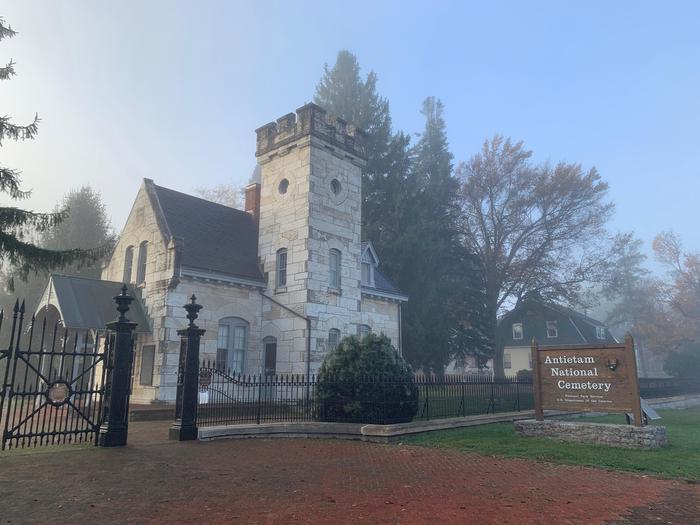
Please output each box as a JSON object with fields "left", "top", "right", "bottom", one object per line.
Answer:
{"left": 0, "top": 421, "right": 698, "bottom": 524}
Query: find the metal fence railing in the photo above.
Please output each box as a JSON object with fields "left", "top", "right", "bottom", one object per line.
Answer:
{"left": 196, "top": 361, "right": 534, "bottom": 427}
{"left": 639, "top": 377, "right": 700, "bottom": 399}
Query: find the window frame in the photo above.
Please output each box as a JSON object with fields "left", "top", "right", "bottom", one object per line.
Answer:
{"left": 276, "top": 248, "right": 287, "bottom": 289}
{"left": 328, "top": 328, "right": 341, "bottom": 351}
{"left": 123, "top": 245, "right": 134, "bottom": 284}
{"left": 596, "top": 326, "right": 606, "bottom": 340}
{"left": 512, "top": 323, "right": 524, "bottom": 340}
{"left": 217, "top": 317, "right": 248, "bottom": 374}
{"left": 357, "top": 324, "right": 371, "bottom": 339}
{"left": 546, "top": 320, "right": 558, "bottom": 339}
{"left": 504, "top": 352, "right": 512, "bottom": 369}
{"left": 139, "top": 344, "right": 156, "bottom": 386}
{"left": 329, "top": 248, "right": 341, "bottom": 290}
{"left": 135, "top": 241, "right": 148, "bottom": 285}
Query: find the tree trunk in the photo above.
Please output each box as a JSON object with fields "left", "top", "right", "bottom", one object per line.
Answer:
{"left": 485, "top": 286, "right": 504, "bottom": 378}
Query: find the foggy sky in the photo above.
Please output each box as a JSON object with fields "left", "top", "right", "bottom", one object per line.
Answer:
{"left": 3, "top": 1, "right": 699, "bottom": 263}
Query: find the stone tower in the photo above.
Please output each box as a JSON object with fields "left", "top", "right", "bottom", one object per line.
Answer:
{"left": 255, "top": 103, "right": 367, "bottom": 375}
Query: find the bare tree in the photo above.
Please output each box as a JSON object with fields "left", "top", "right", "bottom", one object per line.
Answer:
{"left": 194, "top": 183, "right": 242, "bottom": 209}
{"left": 456, "top": 135, "right": 614, "bottom": 376}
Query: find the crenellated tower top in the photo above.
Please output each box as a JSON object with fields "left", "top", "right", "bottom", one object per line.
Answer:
{"left": 254, "top": 103, "right": 367, "bottom": 163}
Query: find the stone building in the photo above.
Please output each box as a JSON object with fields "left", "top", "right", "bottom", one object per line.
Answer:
{"left": 39, "top": 103, "right": 407, "bottom": 404}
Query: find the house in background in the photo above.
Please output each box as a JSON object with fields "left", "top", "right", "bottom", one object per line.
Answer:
{"left": 497, "top": 293, "right": 617, "bottom": 374}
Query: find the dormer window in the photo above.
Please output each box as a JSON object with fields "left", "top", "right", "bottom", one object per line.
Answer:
{"left": 546, "top": 320, "right": 558, "bottom": 338}
{"left": 512, "top": 323, "right": 523, "bottom": 340}
{"left": 596, "top": 326, "right": 606, "bottom": 340}
{"left": 360, "top": 243, "right": 378, "bottom": 287}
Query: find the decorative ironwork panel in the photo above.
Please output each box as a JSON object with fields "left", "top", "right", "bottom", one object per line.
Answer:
{"left": 0, "top": 301, "right": 110, "bottom": 450}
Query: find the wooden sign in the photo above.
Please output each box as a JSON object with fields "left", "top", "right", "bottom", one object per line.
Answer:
{"left": 532, "top": 334, "right": 644, "bottom": 426}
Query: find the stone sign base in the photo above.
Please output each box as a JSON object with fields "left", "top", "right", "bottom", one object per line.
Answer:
{"left": 515, "top": 419, "right": 667, "bottom": 449}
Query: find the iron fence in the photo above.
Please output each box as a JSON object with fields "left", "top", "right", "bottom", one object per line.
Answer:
{"left": 639, "top": 377, "right": 700, "bottom": 399}
{"left": 196, "top": 360, "right": 534, "bottom": 427}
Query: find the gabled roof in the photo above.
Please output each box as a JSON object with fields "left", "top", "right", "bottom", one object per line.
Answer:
{"left": 148, "top": 181, "right": 264, "bottom": 282}
{"left": 36, "top": 274, "right": 151, "bottom": 333}
{"left": 498, "top": 294, "right": 616, "bottom": 347}
{"left": 360, "top": 241, "right": 379, "bottom": 265}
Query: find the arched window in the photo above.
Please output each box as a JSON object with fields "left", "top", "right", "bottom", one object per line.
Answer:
{"left": 358, "top": 324, "right": 371, "bottom": 339}
{"left": 123, "top": 246, "right": 134, "bottom": 283}
{"left": 263, "top": 336, "right": 277, "bottom": 376}
{"left": 328, "top": 329, "right": 341, "bottom": 351}
{"left": 217, "top": 317, "right": 248, "bottom": 374}
{"left": 136, "top": 241, "right": 148, "bottom": 285}
{"left": 276, "top": 248, "right": 287, "bottom": 289}
{"left": 329, "top": 249, "right": 341, "bottom": 290}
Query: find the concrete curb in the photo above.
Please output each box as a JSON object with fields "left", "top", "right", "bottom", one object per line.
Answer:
{"left": 197, "top": 410, "right": 573, "bottom": 442}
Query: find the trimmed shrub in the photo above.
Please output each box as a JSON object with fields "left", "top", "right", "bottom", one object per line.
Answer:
{"left": 315, "top": 333, "right": 418, "bottom": 424}
{"left": 516, "top": 369, "right": 533, "bottom": 382}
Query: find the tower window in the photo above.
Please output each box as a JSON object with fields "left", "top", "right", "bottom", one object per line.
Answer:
{"left": 328, "top": 328, "right": 341, "bottom": 351}
{"left": 329, "top": 249, "right": 341, "bottom": 290}
{"left": 123, "top": 245, "right": 134, "bottom": 283}
{"left": 330, "top": 179, "right": 341, "bottom": 195}
{"left": 276, "top": 248, "right": 287, "bottom": 289}
{"left": 278, "top": 178, "right": 289, "bottom": 195}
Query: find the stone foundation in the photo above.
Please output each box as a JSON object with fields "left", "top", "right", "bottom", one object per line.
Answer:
{"left": 515, "top": 419, "right": 667, "bottom": 449}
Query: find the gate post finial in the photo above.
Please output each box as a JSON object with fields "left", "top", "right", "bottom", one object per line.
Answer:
{"left": 98, "top": 285, "right": 137, "bottom": 447}
{"left": 169, "top": 296, "right": 205, "bottom": 441}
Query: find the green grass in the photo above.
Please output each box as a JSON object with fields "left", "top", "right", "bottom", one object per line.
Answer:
{"left": 403, "top": 407, "right": 700, "bottom": 481}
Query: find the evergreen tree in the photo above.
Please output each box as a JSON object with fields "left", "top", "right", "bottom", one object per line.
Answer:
{"left": 1, "top": 186, "right": 116, "bottom": 310}
{"left": 0, "top": 17, "right": 102, "bottom": 291}
{"left": 316, "top": 55, "right": 490, "bottom": 370}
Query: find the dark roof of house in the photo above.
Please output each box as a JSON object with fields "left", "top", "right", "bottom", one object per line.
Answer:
{"left": 497, "top": 295, "right": 616, "bottom": 347}
{"left": 151, "top": 184, "right": 264, "bottom": 282}
{"left": 40, "top": 274, "right": 151, "bottom": 332}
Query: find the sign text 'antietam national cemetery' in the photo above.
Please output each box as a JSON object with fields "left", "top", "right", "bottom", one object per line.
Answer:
{"left": 532, "top": 335, "right": 644, "bottom": 426}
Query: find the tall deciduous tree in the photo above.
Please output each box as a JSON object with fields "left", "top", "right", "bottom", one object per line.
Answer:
{"left": 456, "top": 136, "right": 613, "bottom": 376}
{"left": 0, "top": 17, "right": 102, "bottom": 288}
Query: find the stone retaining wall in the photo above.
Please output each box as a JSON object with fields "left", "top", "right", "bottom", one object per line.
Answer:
{"left": 515, "top": 419, "right": 667, "bottom": 449}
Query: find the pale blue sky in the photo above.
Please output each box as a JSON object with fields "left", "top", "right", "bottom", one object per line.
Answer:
{"left": 3, "top": 1, "right": 699, "bottom": 264}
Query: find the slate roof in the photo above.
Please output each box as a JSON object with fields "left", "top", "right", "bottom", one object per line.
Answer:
{"left": 151, "top": 183, "right": 264, "bottom": 282}
{"left": 39, "top": 274, "right": 151, "bottom": 333}
{"left": 497, "top": 294, "right": 616, "bottom": 347}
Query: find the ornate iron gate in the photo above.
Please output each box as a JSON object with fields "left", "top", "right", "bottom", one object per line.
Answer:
{"left": 0, "top": 300, "right": 110, "bottom": 450}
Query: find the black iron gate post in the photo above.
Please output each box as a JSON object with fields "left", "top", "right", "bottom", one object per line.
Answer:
{"left": 169, "top": 295, "right": 204, "bottom": 441}
{"left": 98, "top": 286, "right": 137, "bottom": 447}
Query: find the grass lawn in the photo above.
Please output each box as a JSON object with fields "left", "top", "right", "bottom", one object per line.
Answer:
{"left": 403, "top": 407, "right": 700, "bottom": 481}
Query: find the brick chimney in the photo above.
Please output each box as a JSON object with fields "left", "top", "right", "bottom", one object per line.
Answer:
{"left": 244, "top": 183, "right": 260, "bottom": 225}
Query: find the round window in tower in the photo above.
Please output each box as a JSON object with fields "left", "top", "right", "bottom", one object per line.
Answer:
{"left": 330, "top": 179, "right": 342, "bottom": 195}
{"left": 278, "top": 178, "right": 289, "bottom": 195}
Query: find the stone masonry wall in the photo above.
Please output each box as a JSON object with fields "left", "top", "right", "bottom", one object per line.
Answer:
{"left": 515, "top": 419, "right": 667, "bottom": 449}
{"left": 102, "top": 180, "right": 174, "bottom": 403}
{"left": 360, "top": 296, "right": 401, "bottom": 351}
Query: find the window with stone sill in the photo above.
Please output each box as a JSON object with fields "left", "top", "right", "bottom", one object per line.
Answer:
{"left": 276, "top": 248, "right": 287, "bottom": 289}
{"left": 329, "top": 249, "right": 341, "bottom": 290}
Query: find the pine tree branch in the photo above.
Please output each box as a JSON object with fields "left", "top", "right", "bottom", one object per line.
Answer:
{"left": 0, "top": 18, "right": 18, "bottom": 42}
{"left": 0, "top": 59, "right": 15, "bottom": 81}
{"left": 0, "top": 206, "right": 68, "bottom": 231}
{"left": 0, "top": 114, "right": 40, "bottom": 145}
{"left": 0, "top": 231, "right": 109, "bottom": 281}
{"left": 0, "top": 166, "right": 31, "bottom": 200}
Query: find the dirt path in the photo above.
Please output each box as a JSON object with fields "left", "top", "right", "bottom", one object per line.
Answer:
{"left": 0, "top": 421, "right": 697, "bottom": 524}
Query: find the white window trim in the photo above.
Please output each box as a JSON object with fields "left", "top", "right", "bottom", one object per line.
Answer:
{"left": 512, "top": 323, "right": 523, "bottom": 340}
{"left": 546, "top": 320, "right": 558, "bottom": 339}
{"left": 596, "top": 326, "right": 606, "bottom": 339}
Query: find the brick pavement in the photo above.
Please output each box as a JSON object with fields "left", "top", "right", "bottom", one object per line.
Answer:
{"left": 0, "top": 421, "right": 698, "bottom": 524}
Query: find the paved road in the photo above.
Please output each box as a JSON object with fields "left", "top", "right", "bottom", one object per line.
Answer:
{"left": 0, "top": 421, "right": 698, "bottom": 524}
